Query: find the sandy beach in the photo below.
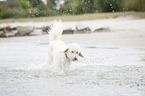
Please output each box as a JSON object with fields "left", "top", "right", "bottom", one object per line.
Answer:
{"left": 0, "top": 17, "right": 145, "bottom": 48}
{"left": 0, "top": 17, "right": 145, "bottom": 96}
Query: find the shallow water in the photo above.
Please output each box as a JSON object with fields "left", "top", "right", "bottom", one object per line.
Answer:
{"left": 0, "top": 43, "right": 145, "bottom": 96}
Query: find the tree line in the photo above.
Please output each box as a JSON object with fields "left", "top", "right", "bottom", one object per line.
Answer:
{"left": 0, "top": 0, "right": 145, "bottom": 19}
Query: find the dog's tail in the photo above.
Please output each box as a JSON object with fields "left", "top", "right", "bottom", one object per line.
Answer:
{"left": 49, "top": 20, "right": 63, "bottom": 42}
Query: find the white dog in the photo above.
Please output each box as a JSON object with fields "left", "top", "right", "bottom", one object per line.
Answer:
{"left": 47, "top": 21, "right": 84, "bottom": 71}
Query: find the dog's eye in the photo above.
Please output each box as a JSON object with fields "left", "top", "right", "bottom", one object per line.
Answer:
{"left": 76, "top": 52, "right": 78, "bottom": 54}
{"left": 71, "top": 51, "right": 74, "bottom": 53}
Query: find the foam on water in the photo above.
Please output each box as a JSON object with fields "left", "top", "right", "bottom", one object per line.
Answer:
{"left": 0, "top": 43, "right": 145, "bottom": 96}
{"left": 0, "top": 43, "right": 145, "bottom": 72}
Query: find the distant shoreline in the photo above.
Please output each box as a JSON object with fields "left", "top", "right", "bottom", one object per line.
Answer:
{"left": 0, "top": 12, "right": 145, "bottom": 24}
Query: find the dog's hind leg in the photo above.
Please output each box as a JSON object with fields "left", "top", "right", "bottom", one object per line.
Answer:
{"left": 43, "top": 47, "right": 53, "bottom": 70}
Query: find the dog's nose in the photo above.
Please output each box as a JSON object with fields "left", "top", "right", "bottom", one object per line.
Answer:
{"left": 74, "top": 57, "right": 77, "bottom": 61}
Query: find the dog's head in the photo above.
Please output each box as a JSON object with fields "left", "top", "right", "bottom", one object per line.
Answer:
{"left": 64, "top": 43, "right": 84, "bottom": 61}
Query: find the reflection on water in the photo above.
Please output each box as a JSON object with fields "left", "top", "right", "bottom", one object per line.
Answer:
{"left": 0, "top": 43, "right": 145, "bottom": 96}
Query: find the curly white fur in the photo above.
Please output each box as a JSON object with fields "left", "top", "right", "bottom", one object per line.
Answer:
{"left": 49, "top": 20, "right": 63, "bottom": 42}
{"left": 47, "top": 21, "right": 84, "bottom": 72}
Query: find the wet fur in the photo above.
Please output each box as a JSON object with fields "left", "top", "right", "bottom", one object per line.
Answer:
{"left": 47, "top": 21, "right": 84, "bottom": 71}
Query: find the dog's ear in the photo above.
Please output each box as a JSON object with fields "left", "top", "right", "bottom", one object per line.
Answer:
{"left": 64, "top": 48, "right": 69, "bottom": 53}
{"left": 79, "top": 52, "right": 84, "bottom": 58}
